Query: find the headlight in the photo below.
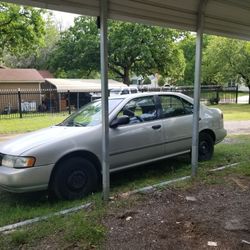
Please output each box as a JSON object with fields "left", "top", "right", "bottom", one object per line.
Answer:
{"left": 2, "top": 155, "right": 36, "bottom": 168}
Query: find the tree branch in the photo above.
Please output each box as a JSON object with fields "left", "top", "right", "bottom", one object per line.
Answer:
{"left": 109, "top": 64, "right": 124, "bottom": 77}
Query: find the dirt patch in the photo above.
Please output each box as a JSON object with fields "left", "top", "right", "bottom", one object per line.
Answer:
{"left": 103, "top": 175, "right": 250, "bottom": 250}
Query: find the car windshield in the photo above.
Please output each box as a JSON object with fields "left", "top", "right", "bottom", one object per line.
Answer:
{"left": 58, "top": 99, "right": 123, "bottom": 127}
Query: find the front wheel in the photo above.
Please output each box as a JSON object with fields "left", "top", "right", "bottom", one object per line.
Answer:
{"left": 198, "top": 133, "right": 214, "bottom": 161}
{"left": 51, "top": 157, "right": 98, "bottom": 200}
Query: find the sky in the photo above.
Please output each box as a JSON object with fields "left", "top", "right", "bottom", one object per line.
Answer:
{"left": 52, "top": 10, "right": 80, "bottom": 30}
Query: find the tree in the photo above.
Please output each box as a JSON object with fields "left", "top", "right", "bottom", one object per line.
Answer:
{"left": 49, "top": 17, "right": 100, "bottom": 78}
{"left": 203, "top": 36, "right": 250, "bottom": 103}
{"left": 3, "top": 13, "right": 59, "bottom": 69}
{"left": 49, "top": 17, "right": 185, "bottom": 84}
{"left": 108, "top": 21, "right": 185, "bottom": 84}
{"left": 0, "top": 3, "right": 45, "bottom": 62}
{"left": 202, "top": 36, "right": 231, "bottom": 85}
{"left": 178, "top": 33, "right": 210, "bottom": 85}
{"left": 178, "top": 33, "right": 196, "bottom": 85}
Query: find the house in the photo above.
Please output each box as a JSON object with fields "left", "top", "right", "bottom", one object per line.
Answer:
{"left": 0, "top": 69, "right": 45, "bottom": 90}
{"left": 0, "top": 69, "right": 52, "bottom": 113}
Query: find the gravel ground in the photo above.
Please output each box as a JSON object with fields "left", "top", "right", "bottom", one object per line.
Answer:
{"left": 224, "top": 121, "right": 250, "bottom": 135}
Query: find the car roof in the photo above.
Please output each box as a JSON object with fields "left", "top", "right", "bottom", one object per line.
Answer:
{"left": 108, "top": 92, "right": 193, "bottom": 102}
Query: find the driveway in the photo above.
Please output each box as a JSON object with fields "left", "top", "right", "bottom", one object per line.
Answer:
{"left": 224, "top": 120, "right": 250, "bottom": 135}
{"left": 237, "top": 95, "right": 249, "bottom": 104}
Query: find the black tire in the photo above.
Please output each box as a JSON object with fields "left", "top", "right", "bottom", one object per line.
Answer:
{"left": 198, "top": 133, "right": 214, "bottom": 161}
{"left": 51, "top": 157, "right": 98, "bottom": 200}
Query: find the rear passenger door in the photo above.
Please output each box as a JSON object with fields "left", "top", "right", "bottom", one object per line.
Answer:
{"left": 159, "top": 95, "right": 193, "bottom": 155}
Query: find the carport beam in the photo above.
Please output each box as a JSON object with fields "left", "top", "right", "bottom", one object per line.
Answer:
{"left": 191, "top": 0, "right": 207, "bottom": 176}
{"left": 100, "top": 0, "right": 110, "bottom": 201}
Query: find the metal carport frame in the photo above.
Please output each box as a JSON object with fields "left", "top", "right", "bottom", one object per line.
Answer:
{"left": 191, "top": 0, "right": 207, "bottom": 176}
{"left": 2, "top": 0, "right": 250, "bottom": 200}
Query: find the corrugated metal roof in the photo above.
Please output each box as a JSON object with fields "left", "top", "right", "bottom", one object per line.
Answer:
{"left": 3, "top": 0, "right": 250, "bottom": 40}
{"left": 45, "top": 78, "right": 127, "bottom": 92}
{"left": 0, "top": 69, "right": 44, "bottom": 82}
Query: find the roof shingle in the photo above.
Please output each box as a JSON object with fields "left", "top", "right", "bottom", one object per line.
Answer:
{"left": 0, "top": 69, "right": 44, "bottom": 82}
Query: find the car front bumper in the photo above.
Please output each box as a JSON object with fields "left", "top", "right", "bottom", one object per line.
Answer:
{"left": 0, "top": 164, "right": 54, "bottom": 193}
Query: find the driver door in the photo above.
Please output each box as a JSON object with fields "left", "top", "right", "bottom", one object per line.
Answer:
{"left": 109, "top": 95, "right": 164, "bottom": 170}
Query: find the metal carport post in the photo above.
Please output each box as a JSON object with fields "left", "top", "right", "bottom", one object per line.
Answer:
{"left": 191, "top": 0, "right": 207, "bottom": 176}
{"left": 100, "top": 0, "right": 110, "bottom": 201}
{"left": 101, "top": 0, "right": 207, "bottom": 197}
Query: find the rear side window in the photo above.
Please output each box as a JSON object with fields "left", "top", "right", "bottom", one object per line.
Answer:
{"left": 159, "top": 95, "right": 193, "bottom": 118}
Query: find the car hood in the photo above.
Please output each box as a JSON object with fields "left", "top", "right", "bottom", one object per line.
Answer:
{"left": 0, "top": 126, "right": 93, "bottom": 156}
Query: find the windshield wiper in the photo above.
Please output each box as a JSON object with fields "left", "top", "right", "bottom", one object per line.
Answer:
{"left": 73, "top": 122, "right": 85, "bottom": 127}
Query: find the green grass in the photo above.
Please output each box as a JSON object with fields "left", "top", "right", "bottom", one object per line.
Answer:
{"left": 0, "top": 196, "right": 106, "bottom": 250}
{"left": 0, "top": 114, "right": 68, "bottom": 134}
{"left": 211, "top": 103, "right": 250, "bottom": 121}
{"left": 0, "top": 134, "right": 250, "bottom": 249}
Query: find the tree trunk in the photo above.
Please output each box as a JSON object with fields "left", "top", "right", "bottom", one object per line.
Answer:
{"left": 123, "top": 68, "right": 130, "bottom": 86}
{"left": 248, "top": 85, "right": 250, "bottom": 104}
{"left": 247, "top": 79, "right": 250, "bottom": 105}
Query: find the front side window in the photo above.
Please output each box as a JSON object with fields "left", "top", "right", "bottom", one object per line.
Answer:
{"left": 59, "top": 99, "right": 123, "bottom": 127}
{"left": 117, "top": 96, "right": 157, "bottom": 124}
{"left": 160, "top": 95, "right": 193, "bottom": 118}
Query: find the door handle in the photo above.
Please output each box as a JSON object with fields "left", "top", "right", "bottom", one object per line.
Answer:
{"left": 152, "top": 125, "right": 161, "bottom": 130}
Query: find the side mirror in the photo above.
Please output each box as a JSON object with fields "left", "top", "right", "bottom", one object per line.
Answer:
{"left": 110, "top": 115, "right": 130, "bottom": 128}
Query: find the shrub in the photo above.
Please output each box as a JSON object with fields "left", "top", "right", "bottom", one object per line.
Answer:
{"left": 209, "top": 97, "right": 220, "bottom": 105}
{"left": 158, "top": 77, "right": 165, "bottom": 86}
{"left": 143, "top": 77, "right": 151, "bottom": 85}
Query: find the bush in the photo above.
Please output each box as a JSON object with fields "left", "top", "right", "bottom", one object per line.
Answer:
{"left": 209, "top": 97, "right": 220, "bottom": 105}
{"left": 158, "top": 77, "right": 165, "bottom": 86}
{"left": 143, "top": 77, "right": 151, "bottom": 85}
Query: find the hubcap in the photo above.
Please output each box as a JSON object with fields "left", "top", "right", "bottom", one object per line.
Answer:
{"left": 67, "top": 170, "right": 87, "bottom": 191}
{"left": 200, "top": 141, "right": 209, "bottom": 156}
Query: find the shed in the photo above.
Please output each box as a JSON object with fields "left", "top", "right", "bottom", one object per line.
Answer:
{"left": 44, "top": 78, "right": 127, "bottom": 92}
{"left": 41, "top": 78, "right": 127, "bottom": 111}
{"left": 0, "top": 69, "right": 44, "bottom": 90}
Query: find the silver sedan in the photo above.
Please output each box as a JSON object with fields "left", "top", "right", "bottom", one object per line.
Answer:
{"left": 0, "top": 92, "right": 226, "bottom": 199}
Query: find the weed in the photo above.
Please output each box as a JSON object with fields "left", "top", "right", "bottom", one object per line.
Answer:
{"left": 11, "top": 230, "right": 29, "bottom": 246}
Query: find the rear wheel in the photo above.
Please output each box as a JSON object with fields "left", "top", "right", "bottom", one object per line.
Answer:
{"left": 198, "top": 133, "right": 214, "bottom": 161}
{"left": 51, "top": 157, "right": 98, "bottom": 200}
